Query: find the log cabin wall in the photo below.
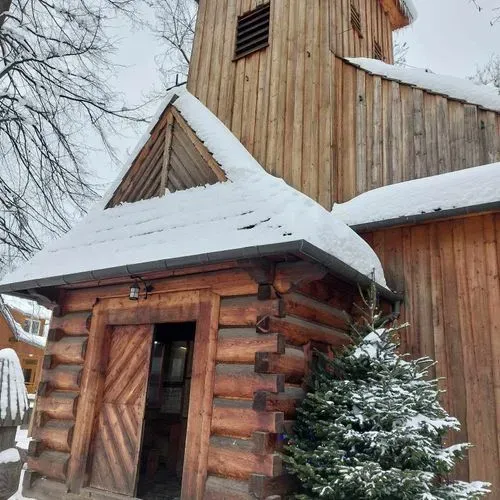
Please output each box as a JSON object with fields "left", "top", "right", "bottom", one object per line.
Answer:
{"left": 23, "top": 261, "right": 358, "bottom": 499}
{"left": 362, "top": 213, "right": 500, "bottom": 497}
{"left": 188, "top": 0, "right": 500, "bottom": 208}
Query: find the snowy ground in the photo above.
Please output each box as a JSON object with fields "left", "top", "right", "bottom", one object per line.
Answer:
{"left": 8, "top": 428, "right": 34, "bottom": 500}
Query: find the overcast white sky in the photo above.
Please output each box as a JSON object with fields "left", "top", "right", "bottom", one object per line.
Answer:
{"left": 96, "top": 0, "right": 500, "bottom": 189}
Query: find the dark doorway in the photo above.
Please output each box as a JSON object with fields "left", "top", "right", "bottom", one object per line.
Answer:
{"left": 137, "top": 322, "right": 196, "bottom": 500}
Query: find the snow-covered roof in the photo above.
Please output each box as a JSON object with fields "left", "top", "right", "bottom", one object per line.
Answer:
{"left": 1, "top": 294, "right": 51, "bottom": 320}
{"left": 347, "top": 58, "right": 500, "bottom": 112}
{"left": 0, "top": 297, "right": 47, "bottom": 349}
{"left": 0, "top": 348, "right": 29, "bottom": 427}
{"left": 0, "top": 89, "right": 389, "bottom": 293}
{"left": 332, "top": 162, "right": 500, "bottom": 230}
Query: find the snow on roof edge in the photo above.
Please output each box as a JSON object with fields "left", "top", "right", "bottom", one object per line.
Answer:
{"left": 332, "top": 162, "right": 500, "bottom": 229}
{"left": 346, "top": 58, "right": 500, "bottom": 113}
{"left": 0, "top": 297, "right": 47, "bottom": 349}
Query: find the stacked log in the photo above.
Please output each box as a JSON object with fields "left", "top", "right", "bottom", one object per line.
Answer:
{"left": 25, "top": 311, "right": 90, "bottom": 490}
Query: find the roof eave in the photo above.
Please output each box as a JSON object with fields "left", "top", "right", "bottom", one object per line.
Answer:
{"left": 0, "top": 240, "right": 401, "bottom": 303}
{"left": 350, "top": 201, "right": 500, "bottom": 233}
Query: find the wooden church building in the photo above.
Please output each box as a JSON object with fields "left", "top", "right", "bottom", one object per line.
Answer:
{"left": 0, "top": 0, "right": 499, "bottom": 498}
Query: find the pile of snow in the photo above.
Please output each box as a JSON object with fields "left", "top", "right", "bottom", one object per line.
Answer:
{"left": 0, "top": 349, "right": 29, "bottom": 426}
{"left": 332, "top": 162, "right": 500, "bottom": 228}
{"left": 0, "top": 448, "right": 20, "bottom": 464}
{"left": 347, "top": 58, "right": 500, "bottom": 112}
{"left": 0, "top": 89, "right": 388, "bottom": 289}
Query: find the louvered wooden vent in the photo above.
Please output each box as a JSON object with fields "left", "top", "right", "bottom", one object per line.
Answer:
{"left": 350, "top": 2, "right": 363, "bottom": 37}
{"left": 234, "top": 3, "right": 270, "bottom": 60}
{"left": 373, "top": 40, "right": 384, "bottom": 61}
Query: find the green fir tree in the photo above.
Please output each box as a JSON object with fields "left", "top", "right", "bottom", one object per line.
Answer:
{"left": 285, "top": 284, "right": 489, "bottom": 500}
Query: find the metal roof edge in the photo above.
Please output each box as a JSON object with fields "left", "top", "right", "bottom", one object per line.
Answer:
{"left": 350, "top": 201, "right": 500, "bottom": 233}
{"left": 0, "top": 240, "right": 400, "bottom": 303}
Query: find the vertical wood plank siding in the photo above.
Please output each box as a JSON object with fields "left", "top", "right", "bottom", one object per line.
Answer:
{"left": 363, "top": 214, "right": 500, "bottom": 496}
{"left": 188, "top": 0, "right": 500, "bottom": 208}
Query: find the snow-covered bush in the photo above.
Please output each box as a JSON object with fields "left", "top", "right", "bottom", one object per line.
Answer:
{"left": 285, "top": 285, "right": 490, "bottom": 499}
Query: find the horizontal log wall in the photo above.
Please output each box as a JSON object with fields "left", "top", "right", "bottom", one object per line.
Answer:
{"left": 188, "top": 1, "right": 500, "bottom": 209}
{"left": 207, "top": 265, "right": 354, "bottom": 498}
{"left": 24, "top": 261, "right": 356, "bottom": 499}
{"left": 27, "top": 311, "right": 91, "bottom": 485}
{"left": 363, "top": 213, "right": 500, "bottom": 497}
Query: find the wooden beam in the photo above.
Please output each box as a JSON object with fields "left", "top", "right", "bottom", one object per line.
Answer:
{"left": 205, "top": 476, "right": 253, "bottom": 500}
{"left": 212, "top": 399, "right": 284, "bottom": 438}
{"left": 104, "top": 291, "right": 200, "bottom": 325}
{"left": 257, "top": 315, "right": 351, "bottom": 347}
{"left": 33, "top": 420, "right": 74, "bottom": 453}
{"left": 214, "top": 365, "right": 285, "bottom": 399}
{"left": 273, "top": 261, "right": 328, "bottom": 294}
{"left": 181, "top": 292, "right": 220, "bottom": 500}
{"left": 42, "top": 366, "right": 82, "bottom": 392}
{"left": 37, "top": 392, "right": 78, "bottom": 421}
{"left": 282, "top": 292, "right": 351, "bottom": 329}
{"left": 208, "top": 436, "right": 282, "bottom": 480}
{"left": 217, "top": 329, "right": 285, "bottom": 364}
{"left": 219, "top": 297, "right": 284, "bottom": 327}
{"left": 253, "top": 387, "right": 305, "bottom": 419}
{"left": 160, "top": 113, "right": 174, "bottom": 194}
{"left": 66, "top": 303, "right": 109, "bottom": 493}
{"left": 28, "top": 451, "right": 70, "bottom": 482}
{"left": 49, "top": 312, "right": 91, "bottom": 335}
{"left": 249, "top": 474, "right": 299, "bottom": 498}
{"left": 46, "top": 337, "right": 88, "bottom": 365}
{"left": 62, "top": 269, "right": 258, "bottom": 313}
{"left": 255, "top": 348, "right": 306, "bottom": 383}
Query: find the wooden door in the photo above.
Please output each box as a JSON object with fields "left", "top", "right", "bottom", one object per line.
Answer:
{"left": 89, "top": 325, "right": 154, "bottom": 496}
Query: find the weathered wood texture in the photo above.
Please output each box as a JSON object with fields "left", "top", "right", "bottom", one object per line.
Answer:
{"left": 89, "top": 325, "right": 153, "bottom": 496}
{"left": 188, "top": 0, "right": 500, "bottom": 208}
{"left": 363, "top": 213, "right": 500, "bottom": 496}
{"left": 107, "top": 106, "right": 225, "bottom": 207}
{"left": 27, "top": 311, "right": 90, "bottom": 484}
{"left": 210, "top": 271, "right": 353, "bottom": 497}
{"left": 25, "top": 261, "right": 356, "bottom": 499}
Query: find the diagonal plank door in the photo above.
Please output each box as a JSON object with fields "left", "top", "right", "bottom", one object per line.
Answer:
{"left": 89, "top": 325, "right": 154, "bottom": 496}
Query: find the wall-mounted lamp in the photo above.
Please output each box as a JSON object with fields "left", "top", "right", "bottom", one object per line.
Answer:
{"left": 129, "top": 276, "right": 154, "bottom": 301}
{"left": 129, "top": 280, "right": 141, "bottom": 301}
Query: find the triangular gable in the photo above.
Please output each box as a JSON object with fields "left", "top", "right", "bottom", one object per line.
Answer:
{"left": 107, "top": 105, "right": 226, "bottom": 208}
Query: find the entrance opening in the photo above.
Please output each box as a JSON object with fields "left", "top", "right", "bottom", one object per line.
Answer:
{"left": 137, "top": 322, "right": 196, "bottom": 500}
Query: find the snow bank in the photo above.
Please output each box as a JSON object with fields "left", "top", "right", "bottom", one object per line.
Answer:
{"left": 0, "top": 349, "right": 29, "bottom": 425}
{"left": 347, "top": 58, "right": 500, "bottom": 112}
{"left": 0, "top": 448, "right": 20, "bottom": 464}
{"left": 0, "top": 90, "right": 388, "bottom": 289}
{"left": 332, "top": 162, "right": 500, "bottom": 228}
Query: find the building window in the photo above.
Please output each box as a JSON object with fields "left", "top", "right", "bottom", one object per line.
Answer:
{"left": 351, "top": 2, "right": 363, "bottom": 37}
{"left": 234, "top": 3, "right": 270, "bottom": 60}
{"left": 373, "top": 40, "right": 384, "bottom": 61}
{"left": 23, "top": 318, "right": 41, "bottom": 335}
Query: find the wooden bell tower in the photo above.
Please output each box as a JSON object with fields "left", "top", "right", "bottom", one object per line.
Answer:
{"left": 187, "top": 0, "right": 413, "bottom": 208}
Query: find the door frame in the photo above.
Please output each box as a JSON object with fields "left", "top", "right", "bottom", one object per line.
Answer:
{"left": 67, "top": 290, "right": 220, "bottom": 500}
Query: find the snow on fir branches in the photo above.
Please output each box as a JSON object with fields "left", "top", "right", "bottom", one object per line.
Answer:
{"left": 285, "top": 282, "right": 490, "bottom": 499}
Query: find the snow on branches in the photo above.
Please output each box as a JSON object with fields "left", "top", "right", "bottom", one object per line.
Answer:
{"left": 0, "top": 0, "right": 148, "bottom": 271}
{"left": 285, "top": 282, "right": 490, "bottom": 499}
